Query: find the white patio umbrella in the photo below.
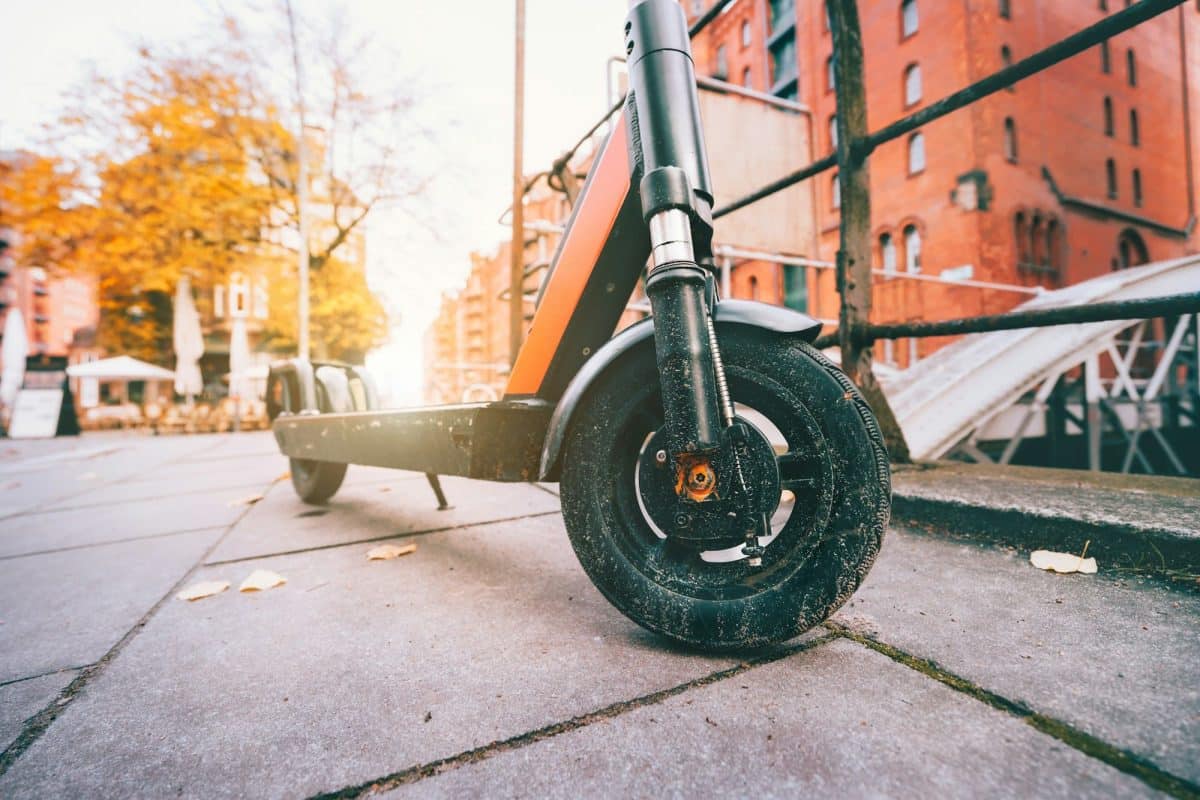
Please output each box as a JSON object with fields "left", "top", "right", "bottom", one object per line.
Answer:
{"left": 172, "top": 277, "right": 204, "bottom": 401}
{"left": 0, "top": 308, "right": 29, "bottom": 409}
{"left": 228, "top": 316, "right": 250, "bottom": 401}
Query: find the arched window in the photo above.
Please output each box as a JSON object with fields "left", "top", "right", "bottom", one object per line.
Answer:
{"left": 742, "top": 20, "right": 752, "bottom": 48}
{"left": 1103, "top": 96, "right": 1114, "bottom": 136}
{"left": 748, "top": 275, "right": 760, "bottom": 300}
{"left": 827, "top": 56, "right": 836, "bottom": 90}
{"left": 880, "top": 233, "right": 897, "bottom": 274}
{"left": 832, "top": 173, "right": 841, "bottom": 209}
{"left": 1132, "top": 168, "right": 1143, "bottom": 207}
{"left": 901, "top": 0, "right": 919, "bottom": 37}
{"left": 1100, "top": 40, "right": 1111, "bottom": 73}
{"left": 1106, "top": 158, "right": 1118, "bottom": 198}
{"left": 1129, "top": 108, "right": 1139, "bottom": 145}
{"left": 903, "top": 225, "right": 922, "bottom": 273}
{"left": 1030, "top": 213, "right": 1045, "bottom": 266}
{"left": 1117, "top": 229, "right": 1149, "bottom": 269}
{"left": 829, "top": 115, "right": 838, "bottom": 151}
{"left": 1126, "top": 48, "right": 1137, "bottom": 86}
{"left": 908, "top": 132, "right": 926, "bottom": 174}
{"left": 1014, "top": 212, "right": 1030, "bottom": 265}
{"left": 1046, "top": 219, "right": 1062, "bottom": 272}
{"left": 1001, "top": 45, "right": 1015, "bottom": 91}
{"left": 743, "top": 66, "right": 753, "bottom": 88}
{"left": 1004, "top": 117, "right": 1018, "bottom": 162}
{"left": 999, "top": 0, "right": 1011, "bottom": 19}
{"left": 904, "top": 63, "right": 922, "bottom": 106}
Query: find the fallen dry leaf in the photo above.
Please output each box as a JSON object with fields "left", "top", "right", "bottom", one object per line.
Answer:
{"left": 239, "top": 569, "right": 287, "bottom": 592}
{"left": 177, "top": 580, "right": 230, "bottom": 602}
{"left": 367, "top": 543, "right": 417, "bottom": 561}
{"left": 1030, "top": 550, "right": 1098, "bottom": 575}
{"left": 229, "top": 493, "right": 264, "bottom": 508}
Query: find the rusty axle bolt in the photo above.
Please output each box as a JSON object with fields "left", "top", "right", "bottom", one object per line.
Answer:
{"left": 655, "top": 449, "right": 668, "bottom": 465}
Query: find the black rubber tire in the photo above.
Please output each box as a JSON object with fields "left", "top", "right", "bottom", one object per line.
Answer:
{"left": 560, "top": 325, "right": 891, "bottom": 651}
{"left": 288, "top": 380, "right": 348, "bottom": 505}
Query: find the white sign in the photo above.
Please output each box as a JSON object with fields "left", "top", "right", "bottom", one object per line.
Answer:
{"left": 8, "top": 389, "right": 64, "bottom": 439}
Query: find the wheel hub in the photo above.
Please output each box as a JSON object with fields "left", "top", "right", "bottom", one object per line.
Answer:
{"left": 636, "top": 417, "right": 781, "bottom": 551}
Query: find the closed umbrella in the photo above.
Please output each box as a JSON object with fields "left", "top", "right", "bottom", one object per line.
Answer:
{"left": 172, "top": 277, "right": 204, "bottom": 401}
{"left": 0, "top": 308, "right": 29, "bottom": 410}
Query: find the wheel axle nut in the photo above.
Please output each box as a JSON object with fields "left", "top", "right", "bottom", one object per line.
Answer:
{"left": 655, "top": 449, "right": 668, "bottom": 465}
{"left": 674, "top": 512, "right": 691, "bottom": 528}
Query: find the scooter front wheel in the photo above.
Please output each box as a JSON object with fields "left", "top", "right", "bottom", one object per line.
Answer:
{"left": 559, "top": 326, "right": 890, "bottom": 650}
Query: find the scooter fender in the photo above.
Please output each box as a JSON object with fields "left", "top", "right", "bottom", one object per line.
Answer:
{"left": 538, "top": 299, "right": 822, "bottom": 481}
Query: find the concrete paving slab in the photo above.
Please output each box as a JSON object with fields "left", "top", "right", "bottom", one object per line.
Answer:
{"left": 0, "top": 514, "right": 736, "bottom": 798}
{"left": 0, "top": 528, "right": 221, "bottom": 682}
{"left": 835, "top": 527, "right": 1200, "bottom": 784}
{"left": 0, "top": 435, "right": 226, "bottom": 518}
{"left": 53, "top": 476, "right": 283, "bottom": 511}
{"left": 206, "top": 476, "right": 562, "bottom": 564}
{"left": 380, "top": 638, "right": 1156, "bottom": 799}
{"left": 0, "top": 490, "right": 249, "bottom": 558}
{"left": 0, "top": 671, "right": 77, "bottom": 753}
{"left": 119, "top": 452, "right": 287, "bottom": 485}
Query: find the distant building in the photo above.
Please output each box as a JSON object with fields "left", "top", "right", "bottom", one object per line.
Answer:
{"left": 687, "top": 0, "right": 1200, "bottom": 365}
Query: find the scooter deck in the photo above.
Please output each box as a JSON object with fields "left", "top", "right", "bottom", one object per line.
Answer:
{"left": 272, "top": 400, "right": 553, "bottom": 482}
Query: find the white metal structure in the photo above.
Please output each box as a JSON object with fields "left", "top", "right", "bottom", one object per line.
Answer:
{"left": 882, "top": 255, "right": 1200, "bottom": 473}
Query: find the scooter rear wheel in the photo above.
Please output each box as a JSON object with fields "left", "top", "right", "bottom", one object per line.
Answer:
{"left": 559, "top": 326, "right": 890, "bottom": 650}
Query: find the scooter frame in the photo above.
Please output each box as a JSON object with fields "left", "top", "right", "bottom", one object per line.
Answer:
{"left": 268, "top": 0, "right": 822, "bottom": 498}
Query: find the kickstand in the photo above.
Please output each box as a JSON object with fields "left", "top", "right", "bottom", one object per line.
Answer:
{"left": 425, "top": 472, "right": 452, "bottom": 510}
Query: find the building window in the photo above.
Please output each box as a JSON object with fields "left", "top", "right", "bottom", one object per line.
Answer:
{"left": 1046, "top": 219, "right": 1062, "bottom": 271}
{"left": 748, "top": 275, "right": 759, "bottom": 300}
{"left": 715, "top": 44, "right": 728, "bottom": 79}
{"left": 904, "top": 63, "right": 922, "bottom": 106}
{"left": 1106, "top": 158, "right": 1118, "bottom": 198}
{"left": 1100, "top": 40, "right": 1111, "bottom": 73}
{"left": 829, "top": 115, "right": 838, "bottom": 151}
{"left": 901, "top": 0, "right": 919, "bottom": 37}
{"left": 1014, "top": 212, "right": 1030, "bottom": 264}
{"left": 1103, "top": 96, "right": 1114, "bottom": 136}
{"left": 743, "top": 66, "right": 753, "bottom": 88}
{"left": 832, "top": 174, "right": 841, "bottom": 209}
{"left": 908, "top": 132, "right": 926, "bottom": 174}
{"left": 1132, "top": 168, "right": 1143, "bottom": 206}
{"left": 1126, "top": 48, "right": 1137, "bottom": 86}
{"left": 1004, "top": 117, "right": 1018, "bottom": 162}
{"left": 1030, "top": 213, "right": 1045, "bottom": 265}
{"left": 767, "top": 1, "right": 798, "bottom": 100}
{"left": 783, "top": 266, "right": 808, "bottom": 312}
{"left": 1099, "top": 0, "right": 1107, "bottom": 9}
{"left": 880, "top": 233, "right": 897, "bottom": 274}
{"left": 827, "top": 55, "right": 836, "bottom": 91}
{"left": 999, "top": 0, "right": 1011, "bottom": 19}
{"left": 903, "top": 225, "right": 922, "bottom": 273}
{"left": 1129, "top": 109, "right": 1140, "bottom": 145}
{"left": 742, "top": 19, "right": 752, "bottom": 47}
{"left": 1001, "top": 45, "right": 1015, "bottom": 91}
{"left": 229, "top": 273, "right": 249, "bottom": 318}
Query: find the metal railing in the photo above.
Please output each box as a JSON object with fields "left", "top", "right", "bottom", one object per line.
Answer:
{"left": 525, "top": 0, "right": 1197, "bottom": 462}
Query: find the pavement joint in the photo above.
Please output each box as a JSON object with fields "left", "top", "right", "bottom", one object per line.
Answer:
{"left": 3, "top": 481, "right": 284, "bottom": 517}
{"left": 305, "top": 632, "right": 841, "bottom": 799}
{"left": 824, "top": 622, "right": 1200, "bottom": 800}
{"left": 0, "top": 666, "right": 90, "bottom": 690}
{"left": 0, "top": 525, "right": 230, "bottom": 563}
{"left": 202, "top": 509, "right": 563, "bottom": 567}
{"left": 0, "top": 481, "right": 271, "bottom": 778}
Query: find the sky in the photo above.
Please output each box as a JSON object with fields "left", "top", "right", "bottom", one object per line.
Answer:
{"left": 0, "top": 0, "right": 631, "bottom": 404}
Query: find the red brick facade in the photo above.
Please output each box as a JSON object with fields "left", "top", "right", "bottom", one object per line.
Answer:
{"left": 688, "top": 0, "right": 1200, "bottom": 366}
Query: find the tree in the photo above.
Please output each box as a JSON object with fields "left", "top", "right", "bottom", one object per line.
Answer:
{"left": 5, "top": 5, "right": 423, "bottom": 364}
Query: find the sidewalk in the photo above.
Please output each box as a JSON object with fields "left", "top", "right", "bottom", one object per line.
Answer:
{"left": 0, "top": 431, "right": 1196, "bottom": 798}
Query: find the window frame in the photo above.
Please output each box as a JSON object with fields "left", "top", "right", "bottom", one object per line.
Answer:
{"left": 904, "top": 63, "right": 922, "bottom": 107}
{"left": 1106, "top": 157, "right": 1118, "bottom": 199}
{"left": 1103, "top": 96, "right": 1114, "bottom": 136}
{"left": 901, "top": 0, "right": 919, "bottom": 39}
{"left": 1004, "top": 117, "right": 1018, "bottom": 163}
{"left": 907, "top": 131, "right": 927, "bottom": 175}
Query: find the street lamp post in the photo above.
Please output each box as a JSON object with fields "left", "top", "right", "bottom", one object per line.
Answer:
{"left": 286, "top": 0, "right": 311, "bottom": 362}
{"left": 509, "top": 0, "right": 526, "bottom": 366}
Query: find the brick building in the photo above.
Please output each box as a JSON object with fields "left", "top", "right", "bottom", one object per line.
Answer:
{"left": 422, "top": 179, "right": 570, "bottom": 403}
{"left": 687, "top": 0, "right": 1200, "bottom": 365}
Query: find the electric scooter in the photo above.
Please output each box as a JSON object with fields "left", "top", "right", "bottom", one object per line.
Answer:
{"left": 267, "top": 0, "right": 891, "bottom": 650}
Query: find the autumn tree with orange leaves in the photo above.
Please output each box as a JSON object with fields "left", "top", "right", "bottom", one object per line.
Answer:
{"left": 1, "top": 7, "right": 426, "bottom": 364}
